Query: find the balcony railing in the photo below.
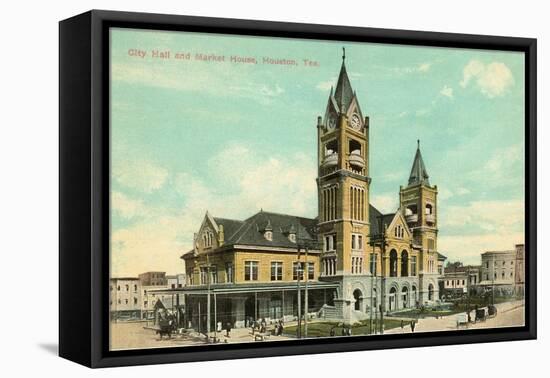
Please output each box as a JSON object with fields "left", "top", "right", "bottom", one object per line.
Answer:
{"left": 323, "top": 153, "right": 338, "bottom": 167}
{"left": 405, "top": 214, "right": 418, "bottom": 223}
{"left": 348, "top": 152, "right": 365, "bottom": 168}
{"left": 425, "top": 214, "right": 435, "bottom": 224}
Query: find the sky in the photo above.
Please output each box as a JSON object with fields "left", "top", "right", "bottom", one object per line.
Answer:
{"left": 109, "top": 27, "right": 525, "bottom": 277}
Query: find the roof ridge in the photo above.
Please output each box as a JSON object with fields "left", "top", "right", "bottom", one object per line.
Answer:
{"left": 244, "top": 210, "right": 316, "bottom": 221}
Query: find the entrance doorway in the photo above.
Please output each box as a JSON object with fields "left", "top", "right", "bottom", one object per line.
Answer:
{"left": 389, "top": 287, "right": 397, "bottom": 311}
{"left": 353, "top": 289, "right": 363, "bottom": 311}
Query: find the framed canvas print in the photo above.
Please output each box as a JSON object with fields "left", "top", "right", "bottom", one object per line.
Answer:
{"left": 59, "top": 10, "right": 537, "bottom": 368}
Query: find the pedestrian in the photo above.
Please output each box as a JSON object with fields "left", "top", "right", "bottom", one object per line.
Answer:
{"left": 225, "top": 321, "right": 231, "bottom": 337}
{"left": 217, "top": 321, "right": 222, "bottom": 333}
{"left": 400, "top": 319, "right": 404, "bottom": 333}
{"left": 410, "top": 320, "right": 416, "bottom": 333}
{"left": 260, "top": 318, "right": 267, "bottom": 333}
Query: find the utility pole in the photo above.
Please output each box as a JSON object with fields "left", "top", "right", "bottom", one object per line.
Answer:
{"left": 304, "top": 245, "right": 309, "bottom": 338}
{"left": 491, "top": 254, "right": 497, "bottom": 306}
{"left": 296, "top": 246, "right": 301, "bottom": 339}
{"left": 379, "top": 221, "right": 387, "bottom": 335}
{"left": 206, "top": 253, "right": 211, "bottom": 341}
{"left": 369, "top": 240, "right": 376, "bottom": 334}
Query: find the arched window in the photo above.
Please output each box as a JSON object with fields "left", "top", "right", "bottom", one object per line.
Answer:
{"left": 428, "top": 283, "right": 434, "bottom": 301}
{"left": 389, "top": 250, "right": 398, "bottom": 277}
{"left": 401, "top": 287, "right": 409, "bottom": 308}
{"left": 389, "top": 287, "right": 397, "bottom": 311}
{"left": 401, "top": 250, "right": 409, "bottom": 277}
{"left": 353, "top": 289, "right": 363, "bottom": 311}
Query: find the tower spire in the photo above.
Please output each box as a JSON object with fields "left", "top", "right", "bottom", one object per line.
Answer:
{"left": 408, "top": 140, "right": 430, "bottom": 186}
{"left": 334, "top": 47, "right": 353, "bottom": 113}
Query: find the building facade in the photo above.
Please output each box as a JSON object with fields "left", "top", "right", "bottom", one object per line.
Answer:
{"left": 109, "top": 277, "right": 141, "bottom": 320}
{"left": 177, "top": 52, "right": 445, "bottom": 330}
{"left": 479, "top": 244, "right": 524, "bottom": 296}
{"left": 138, "top": 271, "right": 167, "bottom": 286}
{"left": 442, "top": 265, "right": 481, "bottom": 297}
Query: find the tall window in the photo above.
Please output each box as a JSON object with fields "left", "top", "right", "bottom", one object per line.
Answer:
{"left": 323, "top": 258, "right": 336, "bottom": 276}
{"left": 293, "top": 262, "right": 305, "bottom": 280}
{"left": 411, "top": 256, "right": 417, "bottom": 276}
{"left": 225, "top": 262, "right": 234, "bottom": 283}
{"left": 323, "top": 186, "right": 338, "bottom": 221}
{"left": 203, "top": 231, "right": 214, "bottom": 248}
{"left": 352, "top": 257, "right": 363, "bottom": 274}
{"left": 271, "top": 262, "right": 283, "bottom": 281}
{"left": 200, "top": 267, "right": 208, "bottom": 285}
{"left": 244, "top": 261, "right": 258, "bottom": 281}
{"left": 324, "top": 234, "right": 336, "bottom": 251}
{"left": 210, "top": 265, "right": 218, "bottom": 284}
{"left": 428, "top": 238, "right": 435, "bottom": 251}
{"left": 308, "top": 262, "right": 315, "bottom": 280}
{"left": 350, "top": 186, "right": 365, "bottom": 221}
{"left": 351, "top": 234, "right": 363, "bottom": 250}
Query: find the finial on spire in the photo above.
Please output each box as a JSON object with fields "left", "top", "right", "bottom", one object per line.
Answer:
{"left": 417, "top": 139, "right": 420, "bottom": 149}
{"left": 342, "top": 47, "right": 346, "bottom": 61}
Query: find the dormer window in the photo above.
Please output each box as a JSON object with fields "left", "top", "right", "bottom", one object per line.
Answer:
{"left": 262, "top": 219, "right": 273, "bottom": 241}
{"left": 288, "top": 224, "right": 297, "bottom": 243}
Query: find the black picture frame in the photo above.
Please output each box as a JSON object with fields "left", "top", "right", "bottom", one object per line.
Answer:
{"left": 59, "top": 9, "right": 537, "bottom": 368}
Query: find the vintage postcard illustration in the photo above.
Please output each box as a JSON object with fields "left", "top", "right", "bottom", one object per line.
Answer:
{"left": 109, "top": 28, "right": 525, "bottom": 350}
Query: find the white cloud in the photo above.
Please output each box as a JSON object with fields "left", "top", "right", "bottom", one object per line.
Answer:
{"left": 111, "top": 215, "right": 187, "bottom": 277}
{"left": 469, "top": 143, "right": 524, "bottom": 187}
{"left": 439, "top": 231, "right": 524, "bottom": 265}
{"left": 111, "top": 62, "right": 285, "bottom": 105}
{"left": 112, "top": 191, "right": 146, "bottom": 219}
{"left": 440, "top": 85, "right": 454, "bottom": 98}
{"left": 112, "top": 158, "right": 168, "bottom": 193}
{"left": 438, "top": 199, "right": 525, "bottom": 265}
{"left": 418, "top": 62, "right": 432, "bottom": 72}
{"left": 370, "top": 193, "right": 399, "bottom": 214}
{"left": 460, "top": 60, "right": 514, "bottom": 98}
{"left": 111, "top": 144, "right": 318, "bottom": 276}
{"left": 316, "top": 79, "right": 335, "bottom": 92}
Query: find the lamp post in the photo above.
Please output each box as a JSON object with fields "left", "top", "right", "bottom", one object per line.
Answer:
{"left": 206, "top": 253, "right": 211, "bottom": 341}
{"left": 296, "top": 246, "right": 301, "bottom": 339}
{"left": 296, "top": 235, "right": 321, "bottom": 339}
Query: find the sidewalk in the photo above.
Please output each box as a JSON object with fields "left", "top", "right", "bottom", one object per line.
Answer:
{"left": 385, "top": 300, "right": 525, "bottom": 335}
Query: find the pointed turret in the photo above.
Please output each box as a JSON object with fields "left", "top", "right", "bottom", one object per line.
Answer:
{"left": 408, "top": 140, "right": 430, "bottom": 186}
{"left": 333, "top": 47, "right": 354, "bottom": 113}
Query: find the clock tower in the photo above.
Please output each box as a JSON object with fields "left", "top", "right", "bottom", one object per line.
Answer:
{"left": 317, "top": 49, "right": 371, "bottom": 291}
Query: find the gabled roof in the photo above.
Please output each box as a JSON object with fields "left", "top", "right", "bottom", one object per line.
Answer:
{"left": 369, "top": 205, "right": 398, "bottom": 237}
{"left": 408, "top": 140, "right": 430, "bottom": 186}
{"left": 211, "top": 211, "right": 318, "bottom": 250}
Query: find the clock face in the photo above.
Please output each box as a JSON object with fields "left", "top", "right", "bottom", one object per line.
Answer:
{"left": 328, "top": 115, "right": 336, "bottom": 129}
{"left": 350, "top": 113, "right": 361, "bottom": 130}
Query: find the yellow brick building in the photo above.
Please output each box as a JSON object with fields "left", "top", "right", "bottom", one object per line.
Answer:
{"left": 176, "top": 51, "right": 445, "bottom": 330}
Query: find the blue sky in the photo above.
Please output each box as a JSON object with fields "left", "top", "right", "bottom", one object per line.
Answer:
{"left": 110, "top": 28, "right": 525, "bottom": 276}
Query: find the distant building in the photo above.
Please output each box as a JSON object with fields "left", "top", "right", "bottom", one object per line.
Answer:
{"left": 110, "top": 277, "right": 141, "bottom": 320}
{"left": 138, "top": 271, "right": 167, "bottom": 286}
{"left": 442, "top": 265, "right": 480, "bottom": 296}
{"left": 514, "top": 244, "right": 525, "bottom": 296}
{"left": 167, "top": 273, "right": 186, "bottom": 289}
{"left": 480, "top": 244, "right": 524, "bottom": 296}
